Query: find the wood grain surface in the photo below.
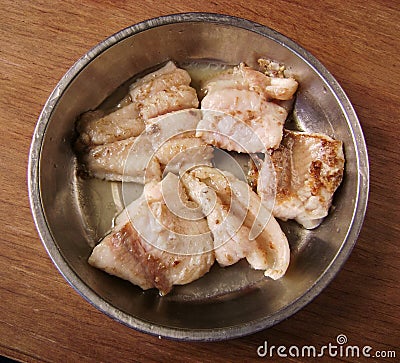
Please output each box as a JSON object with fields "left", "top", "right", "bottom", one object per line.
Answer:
{"left": 1, "top": 1, "right": 399, "bottom": 362}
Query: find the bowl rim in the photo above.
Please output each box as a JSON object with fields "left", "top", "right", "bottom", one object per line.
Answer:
{"left": 28, "top": 12, "right": 369, "bottom": 341}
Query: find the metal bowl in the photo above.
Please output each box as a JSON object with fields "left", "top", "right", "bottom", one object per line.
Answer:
{"left": 28, "top": 13, "right": 369, "bottom": 341}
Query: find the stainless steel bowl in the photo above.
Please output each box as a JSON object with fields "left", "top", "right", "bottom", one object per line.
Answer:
{"left": 28, "top": 13, "right": 369, "bottom": 341}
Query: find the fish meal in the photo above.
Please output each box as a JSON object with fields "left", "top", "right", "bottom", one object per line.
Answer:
{"left": 74, "top": 60, "right": 344, "bottom": 295}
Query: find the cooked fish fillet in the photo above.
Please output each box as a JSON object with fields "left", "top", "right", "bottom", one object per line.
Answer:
{"left": 76, "top": 61, "right": 199, "bottom": 146}
{"left": 79, "top": 109, "right": 213, "bottom": 182}
{"left": 196, "top": 110, "right": 265, "bottom": 153}
{"left": 158, "top": 137, "right": 214, "bottom": 175}
{"left": 182, "top": 166, "right": 290, "bottom": 279}
{"left": 89, "top": 173, "right": 215, "bottom": 295}
{"left": 200, "top": 88, "right": 287, "bottom": 151}
{"left": 156, "top": 110, "right": 214, "bottom": 176}
{"left": 129, "top": 60, "right": 192, "bottom": 102}
{"left": 136, "top": 85, "right": 199, "bottom": 122}
{"left": 203, "top": 63, "right": 298, "bottom": 101}
{"left": 181, "top": 171, "right": 249, "bottom": 267}
{"left": 129, "top": 61, "right": 199, "bottom": 121}
{"left": 144, "top": 108, "right": 202, "bottom": 138}
{"left": 79, "top": 135, "right": 162, "bottom": 183}
{"left": 76, "top": 104, "right": 145, "bottom": 146}
{"left": 222, "top": 170, "right": 290, "bottom": 279}
{"left": 198, "top": 62, "right": 296, "bottom": 152}
{"left": 87, "top": 222, "right": 154, "bottom": 290}
{"left": 258, "top": 129, "right": 345, "bottom": 229}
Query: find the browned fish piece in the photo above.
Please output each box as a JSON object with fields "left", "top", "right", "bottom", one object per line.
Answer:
{"left": 76, "top": 61, "right": 199, "bottom": 146}
{"left": 202, "top": 62, "right": 298, "bottom": 101}
{"left": 78, "top": 109, "right": 212, "bottom": 182}
{"left": 257, "top": 129, "right": 345, "bottom": 229}
{"left": 181, "top": 166, "right": 290, "bottom": 279}
{"left": 76, "top": 104, "right": 145, "bottom": 147}
{"left": 199, "top": 63, "right": 295, "bottom": 152}
{"left": 89, "top": 173, "right": 215, "bottom": 295}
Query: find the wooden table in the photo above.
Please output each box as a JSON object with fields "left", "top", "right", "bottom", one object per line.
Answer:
{"left": 1, "top": 1, "right": 399, "bottom": 362}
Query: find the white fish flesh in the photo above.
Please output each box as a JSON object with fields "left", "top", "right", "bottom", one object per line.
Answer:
{"left": 257, "top": 129, "right": 345, "bottom": 229}
{"left": 76, "top": 104, "right": 145, "bottom": 146}
{"left": 88, "top": 173, "right": 215, "bottom": 295}
{"left": 79, "top": 135, "right": 162, "bottom": 183}
{"left": 199, "top": 64, "right": 290, "bottom": 152}
{"left": 79, "top": 109, "right": 213, "bottom": 182}
{"left": 181, "top": 166, "right": 290, "bottom": 279}
{"left": 76, "top": 61, "right": 199, "bottom": 146}
{"left": 202, "top": 62, "right": 298, "bottom": 101}
{"left": 200, "top": 90, "right": 287, "bottom": 151}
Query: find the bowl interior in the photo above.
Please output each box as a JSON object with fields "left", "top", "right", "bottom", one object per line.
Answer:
{"left": 36, "top": 16, "right": 365, "bottom": 339}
